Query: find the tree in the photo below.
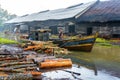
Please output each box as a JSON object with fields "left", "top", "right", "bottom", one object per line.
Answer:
{"left": 0, "top": 5, "right": 17, "bottom": 26}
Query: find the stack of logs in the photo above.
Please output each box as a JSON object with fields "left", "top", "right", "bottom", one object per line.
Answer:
{"left": 23, "top": 41, "right": 69, "bottom": 55}
{"left": 0, "top": 55, "right": 41, "bottom": 80}
{"left": 0, "top": 42, "right": 72, "bottom": 79}
{"left": 0, "top": 54, "right": 72, "bottom": 79}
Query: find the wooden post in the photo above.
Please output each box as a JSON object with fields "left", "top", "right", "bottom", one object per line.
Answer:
{"left": 28, "top": 26, "right": 30, "bottom": 39}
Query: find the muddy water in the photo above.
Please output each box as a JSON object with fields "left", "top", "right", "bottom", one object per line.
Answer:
{"left": 43, "top": 45, "right": 120, "bottom": 80}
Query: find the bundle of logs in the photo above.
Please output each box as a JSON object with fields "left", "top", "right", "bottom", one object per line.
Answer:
{"left": 22, "top": 41, "right": 69, "bottom": 55}
{"left": 0, "top": 53, "right": 72, "bottom": 79}
{"left": 0, "top": 42, "right": 72, "bottom": 79}
{"left": 0, "top": 54, "right": 40, "bottom": 80}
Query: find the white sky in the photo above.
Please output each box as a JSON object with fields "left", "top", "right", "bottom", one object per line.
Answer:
{"left": 0, "top": 0, "right": 106, "bottom": 16}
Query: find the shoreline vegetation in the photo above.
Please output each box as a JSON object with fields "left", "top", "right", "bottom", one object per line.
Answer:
{"left": 0, "top": 37, "right": 18, "bottom": 44}
{"left": 95, "top": 38, "right": 120, "bottom": 48}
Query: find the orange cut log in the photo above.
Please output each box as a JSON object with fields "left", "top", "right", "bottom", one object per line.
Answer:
{"left": 24, "top": 46, "right": 36, "bottom": 51}
{"left": 40, "top": 60, "right": 72, "bottom": 68}
{"left": 0, "top": 73, "right": 8, "bottom": 77}
{"left": 44, "top": 59, "right": 71, "bottom": 62}
{"left": 44, "top": 48, "right": 53, "bottom": 54}
{"left": 24, "top": 71, "right": 42, "bottom": 76}
{"left": 0, "top": 57, "right": 18, "bottom": 61}
{"left": 24, "top": 44, "right": 43, "bottom": 51}
{"left": 30, "top": 71, "right": 42, "bottom": 76}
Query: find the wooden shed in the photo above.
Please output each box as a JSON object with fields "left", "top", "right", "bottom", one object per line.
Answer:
{"left": 76, "top": 0, "right": 120, "bottom": 38}
{"left": 5, "top": 1, "right": 97, "bottom": 36}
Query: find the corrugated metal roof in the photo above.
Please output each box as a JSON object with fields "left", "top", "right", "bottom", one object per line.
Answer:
{"left": 77, "top": 0, "right": 120, "bottom": 22}
{"left": 5, "top": 1, "right": 96, "bottom": 24}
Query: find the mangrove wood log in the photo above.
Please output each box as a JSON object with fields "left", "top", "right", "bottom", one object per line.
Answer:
{"left": 44, "top": 58, "right": 71, "bottom": 62}
{"left": 10, "top": 64, "right": 37, "bottom": 69}
{"left": 0, "top": 68, "right": 24, "bottom": 73}
{"left": 40, "top": 60, "right": 72, "bottom": 68}
{"left": 24, "top": 71, "right": 42, "bottom": 76}
{"left": 24, "top": 44, "right": 43, "bottom": 51}
{"left": 0, "top": 61, "right": 33, "bottom": 67}
{"left": 4, "top": 73, "right": 33, "bottom": 80}
{"left": 0, "top": 73, "right": 8, "bottom": 77}
{"left": 0, "top": 57, "right": 18, "bottom": 61}
{"left": 33, "top": 56, "right": 55, "bottom": 63}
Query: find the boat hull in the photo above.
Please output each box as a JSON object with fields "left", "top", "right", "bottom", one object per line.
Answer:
{"left": 53, "top": 33, "right": 98, "bottom": 52}
{"left": 63, "top": 43, "right": 93, "bottom": 52}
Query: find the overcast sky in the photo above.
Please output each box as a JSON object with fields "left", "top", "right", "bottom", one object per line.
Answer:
{"left": 0, "top": 0, "right": 107, "bottom": 16}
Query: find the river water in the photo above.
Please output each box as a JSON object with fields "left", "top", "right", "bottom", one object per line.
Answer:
{"left": 43, "top": 45, "right": 120, "bottom": 80}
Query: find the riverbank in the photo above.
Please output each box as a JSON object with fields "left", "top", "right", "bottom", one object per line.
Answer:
{"left": 0, "top": 37, "right": 120, "bottom": 80}
{"left": 0, "top": 37, "right": 18, "bottom": 44}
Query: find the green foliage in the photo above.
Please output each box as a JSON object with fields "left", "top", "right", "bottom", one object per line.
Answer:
{"left": 96, "top": 38, "right": 109, "bottom": 43}
{"left": 0, "top": 37, "right": 18, "bottom": 44}
{"left": 95, "top": 38, "right": 120, "bottom": 48}
{"left": 95, "top": 38, "right": 111, "bottom": 47}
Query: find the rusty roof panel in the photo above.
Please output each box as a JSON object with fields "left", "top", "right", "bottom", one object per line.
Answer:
{"left": 77, "top": 0, "right": 120, "bottom": 22}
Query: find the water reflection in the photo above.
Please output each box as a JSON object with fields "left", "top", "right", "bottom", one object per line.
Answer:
{"left": 43, "top": 45, "right": 120, "bottom": 80}
{"left": 42, "top": 66, "right": 120, "bottom": 80}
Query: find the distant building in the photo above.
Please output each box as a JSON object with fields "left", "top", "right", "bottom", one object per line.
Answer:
{"left": 4, "top": 1, "right": 97, "bottom": 35}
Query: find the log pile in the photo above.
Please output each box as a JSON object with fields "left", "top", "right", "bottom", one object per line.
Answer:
{"left": 23, "top": 41, "right": 69, "bottom": 55}
{"left": 0, "top": 55, "right": 42, "bottom": 79}
{"left": 0, "top": 54, "right": 72, "bottom": 79}
{"left": 0, "top": 44, "right": 73, "bottom": 79}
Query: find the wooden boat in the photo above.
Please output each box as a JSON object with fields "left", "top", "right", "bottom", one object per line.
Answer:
{"left": 53, "top": 33, "right": 98, "bottom": 52}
